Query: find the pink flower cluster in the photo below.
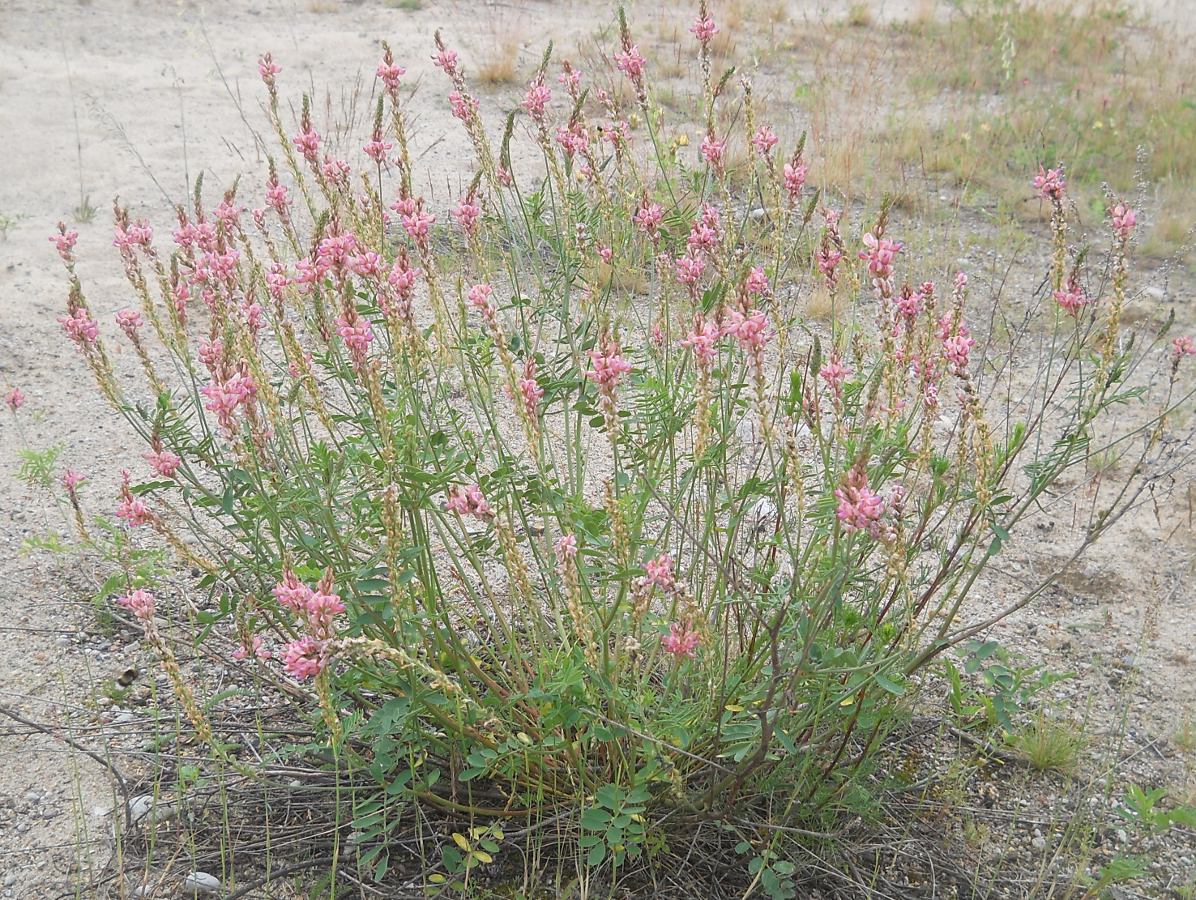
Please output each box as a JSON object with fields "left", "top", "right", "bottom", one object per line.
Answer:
{"left": 115, "top": 308, "right": 143, "bottom": 337}
{"left": 1053, "top": 280, "right": 1088, "bottom": 317}
{"left": 453, "top": 196, "right": 482, "bottom": 235}
{"left": 283, "top": 637, "right": 327, "bottom": 680}
{"left": 783, "top": 158, "right": 808, "bottom": 200}
{"left": 614, "top": 44, "right": 646, "bottom": 80}
{"left": 116, "top": 470, "right": 152, "bottom": 527}
{"left": 336, "top": 312, "right": 375, "bottom": 358}
{"left": 521, "top": 77, "right": 552, "bottom": 121}
{"left": 273, "top": 569, "right": 344, "bottom": 679}
{"left": 690, "top": 11, "right": 718, "bottom": 44}
{"left": 585, "top": 341, "right": 633, "bottom": 391}
{"left": 1033, "top": 165, "right": 1066, "bottom": 201}
{"left": 640, "top": 554, "right": 676, "bottom": 593}
{"left": 6, "top": 387, "right": 25, "bottom": 412}
{"left": 376, "top": 59, "right": 406, "bottom": 90}
{"left": 859, "top": 232, "right": 903, "bottom": 283}
{"left": 62, "top": 469, "right": 85, "bottom": 492}
{"left": 674, "top": 251, "right": 705, "bottom": 288}
{"left": 1110, "top": 203, "right": 1137, "bottom": 239}
{"left": 554, "top": 533, "right": 578, "bottom": 565}
{"left": 292, "top": 126, "right": 321, "bottom": 163}
{"left": 58, "top": 309, "right": 99, "bottom": 346}
{"left": 725, "top": 309, "right": 770, "bottom": 351}
{"left": 233, "top": 634, "right": 271, "bottom": 662}
{"left": 745, "top": 266, "right": 770, "bottom": 297}
{"left": 661, "top": 621, "right": 700, "bottom": 659}
{"left": 834, "top": 467, "right": 888, "bottom": 538}
{"left": 938, "top": 316, "right": 976, "bottom": 371}
{"left": 468, "top": 282, "right": 498, "bottom": 330}
{"left": 432, "top": 47, "right": 458, "bottom": 76}
{"left": 448, "top": 90, "right": 478, "bottom": 123}
{"left": 444, "top": 483, "right": 492, "bottom": 519}
{"left": 752, "top": 125, "right": 779, "bottom": 156}
{"left": 634, "top": 199, "right": 664, "bottom": 236}
{"left": 50, "top": 226, "right": 79, "bottom": 262}
{"left": 201, "top": 370, "right": 257, "bottom": 439}
{"left": 680, "top": 314, "right": 721, "bottom": 364}
{"left": 145, "top": 447, "right": 182, "bottom": 479}
{"left": 118, "top": 589, "right": 156, "bottom": 621}
{"left": 819, "top": 354, "right": 853, "bottom": 398}
{"left": 555, "top": 122, "right": 589, "bottom": 158}
{"left": 700, "top": 132, "right": 726, "bottom": 170}
{"left": 515, "top": 358, "right": 545, "bottom": 418}
{"left": 363, "top": 135, "right": 393, "bottom": 163}
{"left": 1172, "top": 336, "right": 1195, "bottom": 364}
{"left": 257, "top": 53, "right": 281, "bottom": 87}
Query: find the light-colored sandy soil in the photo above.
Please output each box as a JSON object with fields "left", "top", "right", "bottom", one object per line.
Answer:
{"left": 0, "top": 0, "right": 1193, "bottom": 897}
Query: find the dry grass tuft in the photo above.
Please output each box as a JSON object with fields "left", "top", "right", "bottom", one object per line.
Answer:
{"left": 476, "top": 36, "right": 521, "bottom": 86}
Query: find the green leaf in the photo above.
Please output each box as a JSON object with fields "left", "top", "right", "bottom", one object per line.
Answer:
{"left": 585, "top": 842, "right": 606, "bottom": 867}
{"left": 580, "top": 808, "right": 611, "bottom": 829}
{"left": 873, "top": 672, "right": 905, "bottom": 696}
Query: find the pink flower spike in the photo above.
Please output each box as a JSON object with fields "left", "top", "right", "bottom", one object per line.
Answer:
{"left": 680, "top": 315, "right": 721, "bottom": 365}
{"left": 1053, "top": 282, "right": 1088, "bottom": 317}
{"left": 859, "top": 232, "right": 903, "bottom": 281}
{"left": 745, "top": 266, "right": 770, "bottom": 297}
{"left": 614, "top": 45, "right": 646, "bottom": 80}
{"left": 1033, "top": 165, "right": 1066, "bottom": 201}
{"left": 363, "top": 136, "right": 394, "bottom": 163}
{"left": 642, "top": 554, "right": 675, "bottom": 593}
{"left": 521, "top": 77, "right": 552, "bottom": 121}
{"left": 726, "top": 309, "right": 771, "bottom": 351}
{"left": 50, "top": 226, "right": 79, "bottom": 261}
{"left": 674, "top": 251, "right": 706, "bottom": 287}
{"left": 376, "top": 60, "right": 406, "bottom": 90}
{"left": 452, "top": 197, "right": 482, "bottom": 235}
{"left": 145, "top": 448, "right": 182, "bottom": 479}
{"left": 661, "top": 621, "right": 700, "bottom": 659}
{"left": 305, "top": 586, "right": 344, "bottom": 636}
{"left": 834, "top": 467, "right": 887, "bottom": 537}
{"left": 233, "top": 634, "right": 270, "bottom": 662}
{"left": 58, "top": 309, "right": 99, "bottom": 347}
{"left": 783, "top": 160, "right": 808, "bottom": 198}
{"left": 516, "top": 358, "right": 545, "bottom": 418}
{"left": 118, "top": 589, "right": 156, "bottom": 622}
{"left": 282, "top": 636, "right": 328, "bottom": 680}
{"left": 258, "top": 53, "right": 281, "bottom": 87}
{"left": 585, "top": 341, "right": 633, "bottom": 390}
{"left": 633, "top": 199, "right": 664, "bottom": 236}
{"left": 690, "top": 12, "right": 718, "bottom": 44}
{"left": 752, "top": 125, "right": 779, "bottom": 156}
{"left": 448, "top": 90, "right": 478, "bottom": 122}
{"left": 467, "top": 282, "right": 497, "bottom": 326}
{"left": 6, "top": 387, "right": 25, "bottom": 412}
{"left": 1110, "top": 203, "right": 1137, "bottom": 239}
{"left": 292, "top": 126, "right": 321, "bottom": 163}
{"left": 554, "top": 533, "right": 578, "bottom": 564}
{"left": 62, "top": 469, "right": 85, "bottom": 491}
{"left": 1171, "top": 336, "right": 1195, "bottom": 363}
{"left": 432, "top": 47, "right": 458, "bottom": 75}
{"left": 700, "top": 132, "right": 726, "bottom": 170}
{"left": 336, "top": 313, "right": 375, "bottom": 357}
{"left": 444, "top": 483, "right": 493, "bottom": 520}
{"left": 272, "top": 571, "right": 314, "bottom": 614}
{"left": 115, "top": 308, "right": 143, "bottom": 337}
{"left": 819, "top": 354, "right": 852, "bottom": 398}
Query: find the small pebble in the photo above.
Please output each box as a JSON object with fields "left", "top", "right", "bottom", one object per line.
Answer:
{"left": 182, "top": 871, "right": 221, "bottom": 895}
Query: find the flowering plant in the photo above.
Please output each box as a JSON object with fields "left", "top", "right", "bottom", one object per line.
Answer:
{"left": 53, "top": 4, "right": 1193, "bottom": 889}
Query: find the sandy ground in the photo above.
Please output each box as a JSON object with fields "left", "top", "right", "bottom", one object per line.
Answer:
{"left": 1, "top": 0, "right": 1194, "bottom": 896}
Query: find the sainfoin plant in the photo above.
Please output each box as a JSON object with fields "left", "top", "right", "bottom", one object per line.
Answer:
{"left": 51, "top": 5, "right": 1194, "bottom": 892}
